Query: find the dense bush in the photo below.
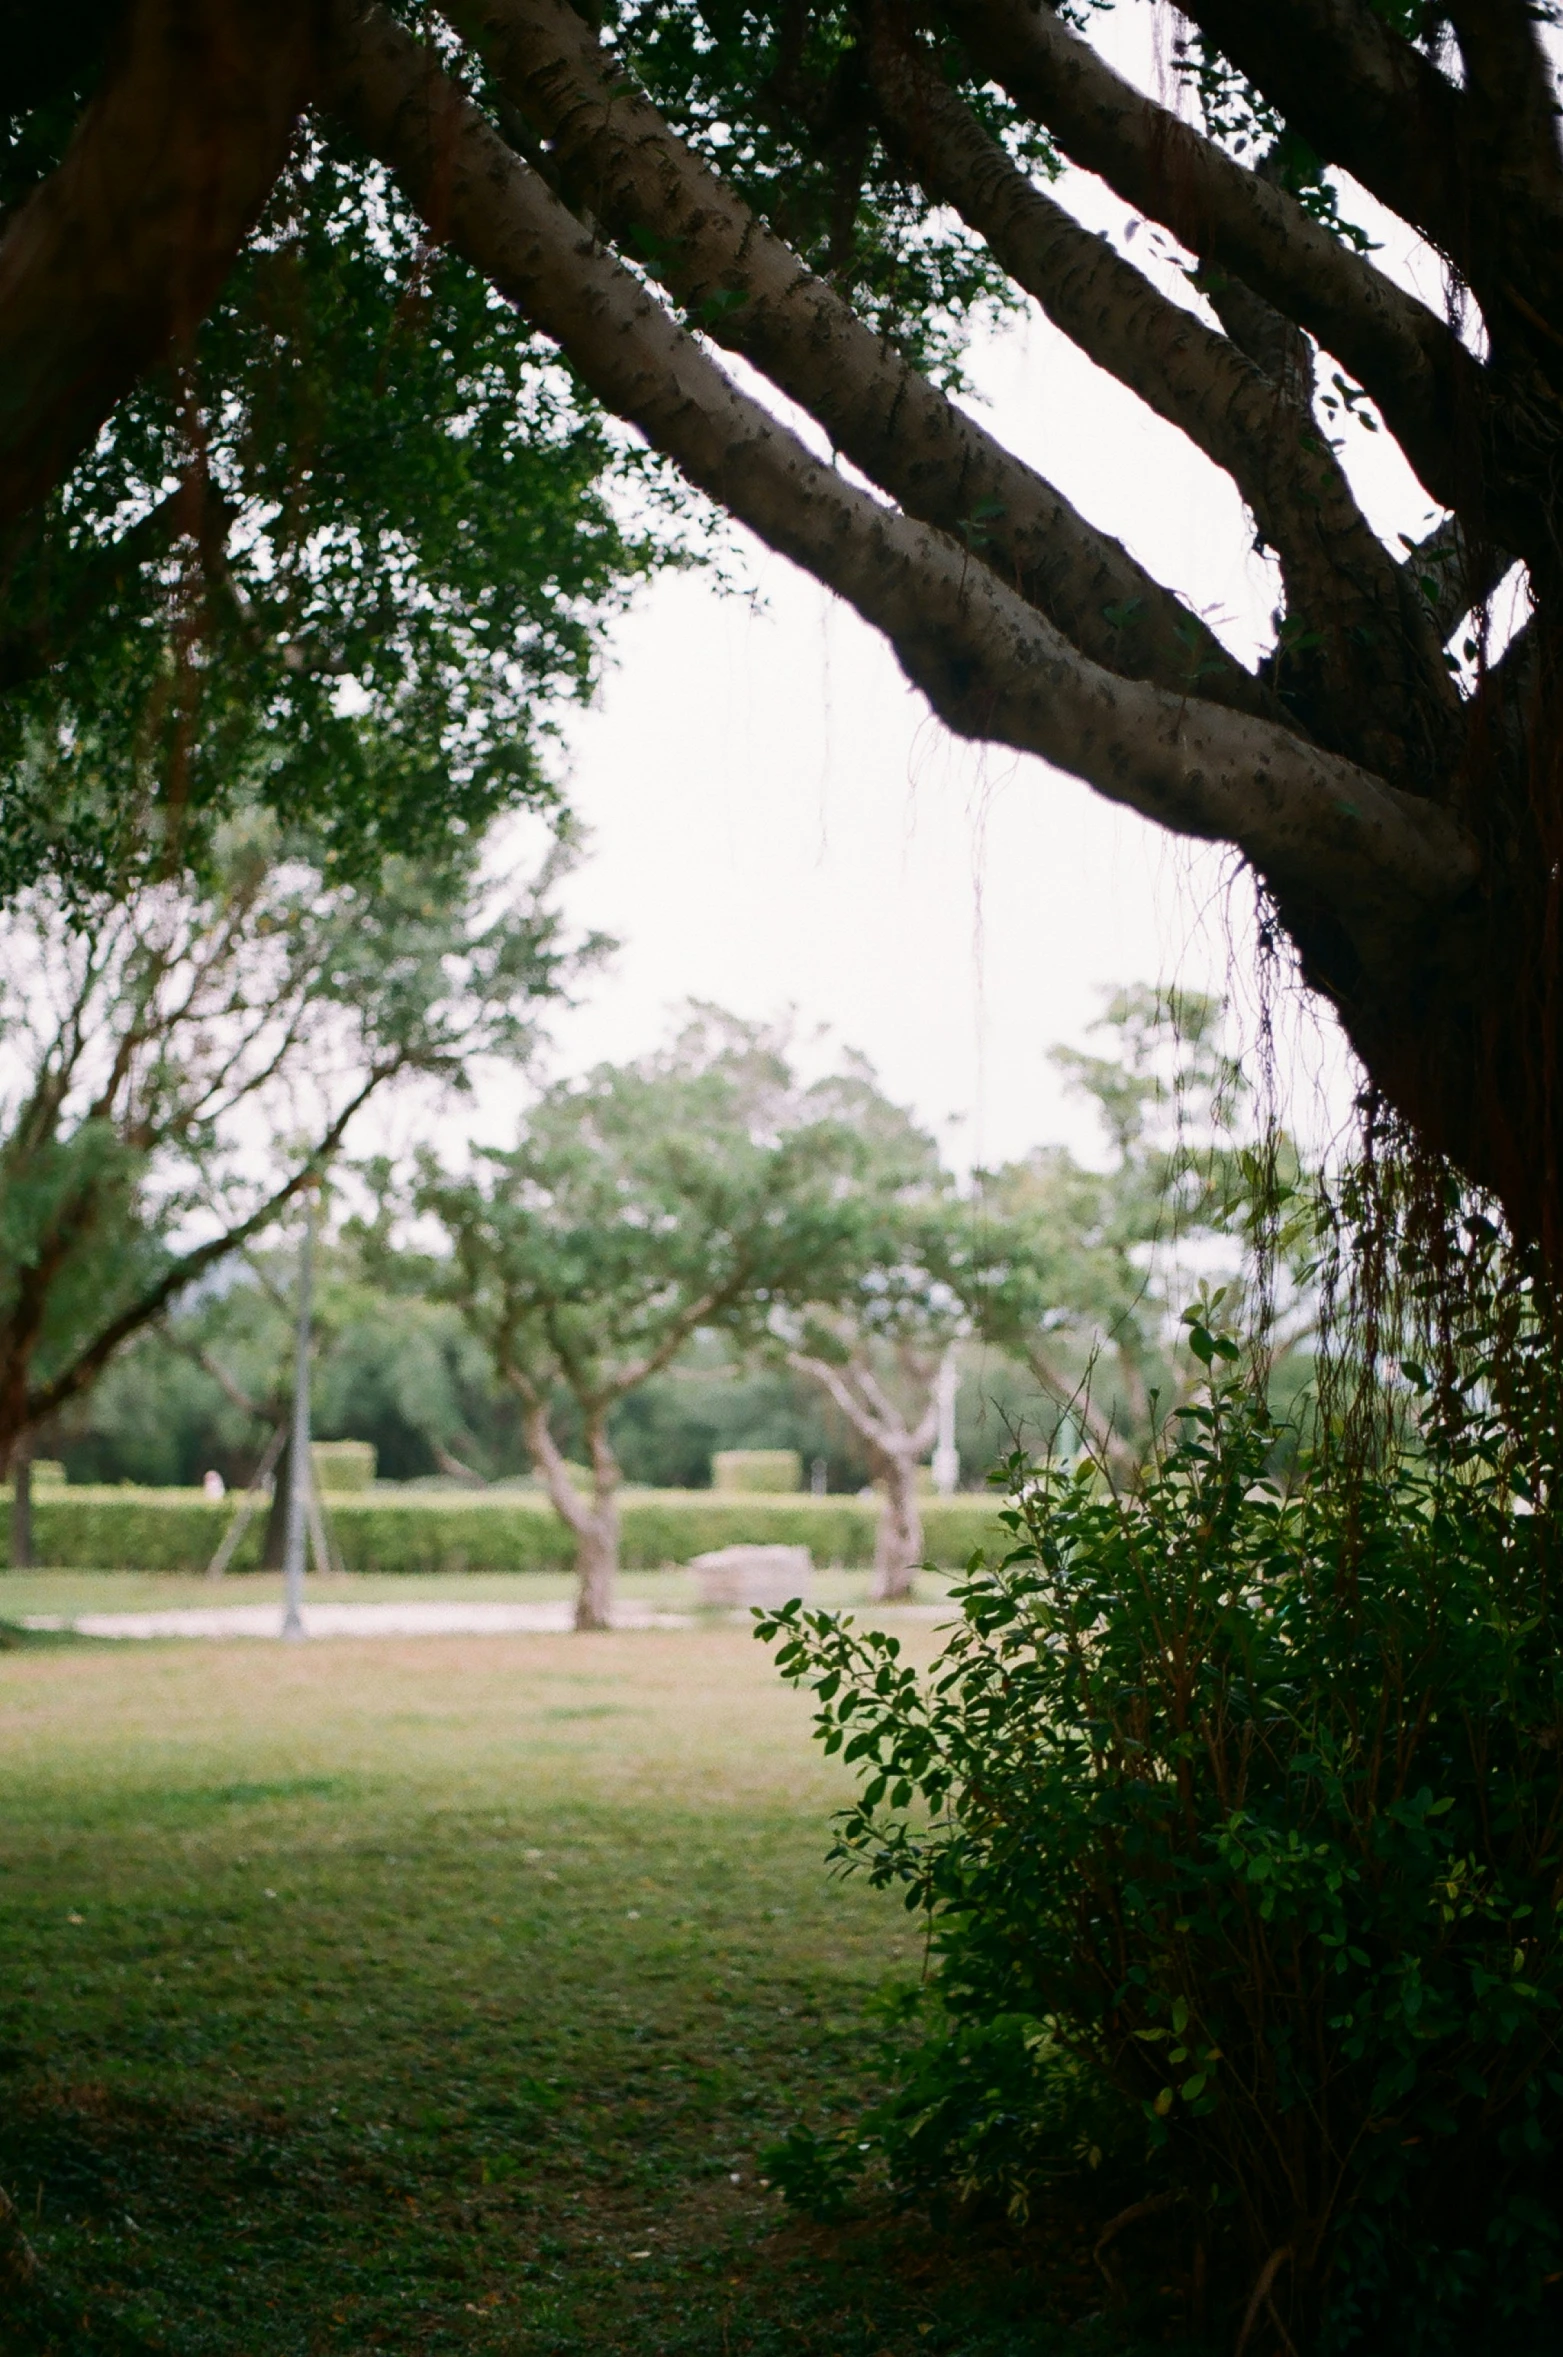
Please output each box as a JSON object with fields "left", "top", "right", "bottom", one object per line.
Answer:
{"left": 0, "top": 1486, "right": 1005, "bottom": 1574}
{"left": 761, "top": 1336, "right": 1563, "bottom": 2352}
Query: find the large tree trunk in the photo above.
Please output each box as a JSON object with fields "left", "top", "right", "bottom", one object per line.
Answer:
{"left": 872, "top": 1451, "right": 924, "bottom": 1604}
{"left": 788, "top": 1346, "right": 939, "bottom": 1599}
{"left": 14, "top": 0, "right": 1563, "bottom": 1246}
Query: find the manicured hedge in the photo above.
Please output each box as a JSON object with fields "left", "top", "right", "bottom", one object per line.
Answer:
{"left": 0, "top": 1486, "right": 1009, "bottom": 1575}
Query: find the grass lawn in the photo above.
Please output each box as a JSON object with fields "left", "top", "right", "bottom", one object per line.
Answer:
{"left": 0, "top": 1567, "right": 952, "bottom": 1618}
{"left": 0, "top": 1607, "right": 1137, "bottom": 2357}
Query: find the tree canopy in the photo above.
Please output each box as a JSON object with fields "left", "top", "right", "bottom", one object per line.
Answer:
{"left": 420, "top": 1010, "right": 876, "bottom": 1623}
{"left": 0, "top": 9, "right": 673, "bottom": 892}
{"left": 0, "top": 814, "right": 576, "bottom": 1470}
{"left": 4, "top": 0, "right": 1561, "bottom": 1236}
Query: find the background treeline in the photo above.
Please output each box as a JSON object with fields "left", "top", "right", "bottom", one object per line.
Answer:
{"left": 43, "top": 981, "right": 1263, "bottom": 1504}
{"left": 57, "top": 1258, "right": 1039, "bottom": 1497}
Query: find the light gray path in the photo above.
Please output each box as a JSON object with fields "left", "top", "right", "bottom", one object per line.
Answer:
{"left": 22, "top": 1600, "right": 692, "bottom": 1641}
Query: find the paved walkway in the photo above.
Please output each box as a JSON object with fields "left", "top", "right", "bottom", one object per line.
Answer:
{"left": 22, "top": 1600, "right": 693, "bottom": 1641}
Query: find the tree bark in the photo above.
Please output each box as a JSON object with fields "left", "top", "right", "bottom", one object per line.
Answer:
{"left": 514, "top": 1391, "right": 620, "bottom": 1631}
{"left": 873, "top": 1449, "right": 924, "bottom": 1604}
{"left": 572, "top": 1501, "right": 620, "bottom": 1635}
{"left": 0, "top": 0, "right": 320, "bottom": 534}
{"left": 15, "top": 0, "right": 1563, "bottom": 1248}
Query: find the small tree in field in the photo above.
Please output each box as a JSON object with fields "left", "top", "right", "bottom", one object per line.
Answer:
{"left": 421, "top": 1014, "right": 865, "bottom": 1629}
{"left": 779, "top": 1195, "right": 965, "bottom": 1602}
{"left": 740, "top": 1058, "right": 982, "bottom": 1599}
{"left": 0, "top": 816, "right": 572, "bottom": 1552}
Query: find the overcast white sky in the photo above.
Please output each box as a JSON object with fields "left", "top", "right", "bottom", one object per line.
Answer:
{"left": 458, "top": 16, "right": 1482, "bottom": 1179}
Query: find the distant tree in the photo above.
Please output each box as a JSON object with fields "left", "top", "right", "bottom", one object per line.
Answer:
{"left": 61, "top": 1215, "right": 517, "bottom": 1513}
{"left": 421, "top": 1013, "right": 867, "bottom": 1628}
{"left": 773, "top": 1134, "right": 967, "bottom": 1600}
{"left": 604, "top": 1335, "right": 872, "bottom": 1494}
{"left": 970, "top": 987, "right": 1303, "bottom": 1476}
{"left": 0, "top": 815, "right": 574, "bottom": 1553}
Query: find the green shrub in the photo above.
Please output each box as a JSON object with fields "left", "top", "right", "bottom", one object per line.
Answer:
{"left": 0, "top": 1485, "right": 1005, "bottom": 1573}
{"left": 711, "top": 1449, "right": 802, "bottom": 1493}
{"left": 311, "top": 1441, "right": 376, "bottom": 1493}
{"left": 760, "top": 1349, "right": 1563, "bottom": 2352}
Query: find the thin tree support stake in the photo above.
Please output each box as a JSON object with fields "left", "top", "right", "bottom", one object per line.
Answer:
{"left": 280, "top": 1192, "right": 316, "bottom": 1642}
{"left": 206, "top": 1422, "right": 286, "bottom": 1580}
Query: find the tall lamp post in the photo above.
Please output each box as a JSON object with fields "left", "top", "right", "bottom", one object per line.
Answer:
{"left": 932, "top": 1348, "right": 959, "bottom": 1496}
{"left": 280, "top": 1186, "right": 317, "bottom": 1642}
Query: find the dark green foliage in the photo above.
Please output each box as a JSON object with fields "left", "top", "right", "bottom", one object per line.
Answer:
{"left": 0, "top": 133, "right": 670, "bottom": 894}
{"left": 606, "top": 0, "right": 1054, "bottom": 385}
{"left": 761, "top": 1337, "right": 1563, "bottom": 2350}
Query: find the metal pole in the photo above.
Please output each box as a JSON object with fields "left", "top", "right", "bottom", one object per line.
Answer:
{"left": 280, "top": 1190, "right": 316, "bottom": 1641}
{"left": 932, "top": 1349, "right": 960, "bottom": 1496}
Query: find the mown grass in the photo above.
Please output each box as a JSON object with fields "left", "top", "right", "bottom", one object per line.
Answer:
{"left": 0, "top": 1612, "right": 1144, "bottom": 2356}
{"left": 0, "top": 1566, "right": 948, "bottom": 1617}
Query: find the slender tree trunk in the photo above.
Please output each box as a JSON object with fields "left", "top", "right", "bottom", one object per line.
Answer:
{"left": 517, "top": 1395, "right": 622, "bottom": 1631}
{"left": 7, "top": 1441, "right": 32, "bottom": 1573}
{"left": 873, "top": 1449, "right": 924, "bottom": 1602}
{"left": 261, "top": 1432, "right": 291, "bottom": 1570}
{"left": 573, "top": 1415, "right": 623, "bottom": 1632}
{"left": 788, "top": 1346, "right": 940, "bottom": 1599}
{"left": 573, "top": 1500, "right": 620, "bottom": 1633}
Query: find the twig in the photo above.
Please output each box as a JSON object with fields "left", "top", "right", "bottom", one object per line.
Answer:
{"left": 1236, "top": 2245, "right": 1296, "bottom": 2356}
{"left": 1092, "top": 2186, "right": 1182, "bottom": 2288}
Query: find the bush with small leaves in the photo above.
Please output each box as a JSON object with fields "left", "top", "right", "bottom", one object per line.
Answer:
{"left": 759, "top": 1319, "right": 1563, "bottom": 2352}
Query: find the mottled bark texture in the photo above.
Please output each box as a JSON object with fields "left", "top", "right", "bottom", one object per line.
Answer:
{"left": 17, "top": 0, "right": 1563, "bottom": 1244}
{"left": 0, "top": 0, "right": 320, "bottom": 533}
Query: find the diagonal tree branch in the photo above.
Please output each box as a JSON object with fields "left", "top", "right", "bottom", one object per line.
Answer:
{"left": 439, "top": 0, "right": 1272, "bottom": 721}
{"left": 1446, "top": 0, "right": 1563, "bottom": 206}
{"left": 946, "top": 0, "right": 1491, "bottom": 536}
{"left": 859, "top": 4, "right": 1458, "bottom": 784}
{"left": 1399, "top": 514, "right": 1515, "bottom": 648}
{"left": 21, "top": 1058, "right": 393, "bottom": 1432}
{"left": 0, "top": 0, "right": 318, "bottom": 535}
{"left": 787, "top": 1347, "right": 899, "bottom": 1460}
{"left": 1185, "top": 0, "right": 1563, "bottom": 375}
{"left": 505, "top": 1379, "right": 597, "bottom": 1538}
{"left": 1178, "top": 0, "right": 1474, "bottom": 267}
{"left": 321, "top": 0, "right": 1475, "bottom": 948}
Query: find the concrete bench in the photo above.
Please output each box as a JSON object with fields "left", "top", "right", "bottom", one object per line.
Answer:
{"left": 689, "top": 1543, "right": 813, "bottom": 1609}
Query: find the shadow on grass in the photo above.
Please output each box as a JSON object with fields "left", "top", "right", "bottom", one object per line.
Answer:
{"left": 0, "top": 2075, "right": 1208, "bottom": 2357}
{"left": 0, "top": 1621, "right": 98, "bottom": 1652}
